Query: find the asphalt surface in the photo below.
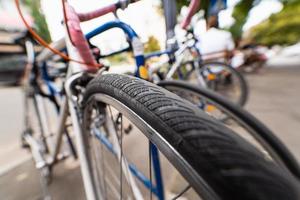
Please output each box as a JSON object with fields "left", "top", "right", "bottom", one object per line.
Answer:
{"left": 0, "top": 87, "right": 30, "bottom": 175}
{"left": 0, "top": 67, "right": 300, "bottom": 199}
{"left": 246, "top": 68, "right": 300, "bottom": 161}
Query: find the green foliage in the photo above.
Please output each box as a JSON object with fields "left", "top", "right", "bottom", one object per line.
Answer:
{"left": 175, "top": 0, "right": 210, "bottom": 18}
{"left": 106, "top": 52, "right": 132, "bottom": 64}
{"left": 248, "top": 1, "right": 300, "bottom": 46}
{"left": 23, "top": 0, "right": 51, "bottom": 42}
{"left": 172, "top": 0, "right": 300, "bottom": 46}
{"left": 104, "top": 36, "right": 161, "bottom": 65}
{"left": 144, "top": 36, "right": 161, "bottom": 53}
{"left": 228, "top": 0, "right": 300, "bottom": 41}
{"left": 175, "top": 0, "right": 253, "bottom": 39}
{"left": 229, "top": 0, "right": 255, "bottom": 40}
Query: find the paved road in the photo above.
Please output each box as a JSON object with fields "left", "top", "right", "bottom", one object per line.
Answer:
{"left": 1, "top": 67, "right": 300, "bottom": 199}
{"left": 0, "top": 87, "right": 30, "bottom": 175}
{"left": 246, "top": 68, "right": 300, "bottom": 161}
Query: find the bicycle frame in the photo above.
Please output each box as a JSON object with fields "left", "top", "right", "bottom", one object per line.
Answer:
{"left": 26, "top": 4, "right": 165, "bottom": 200}
{"left": 19, "top": 1, "right": 300, "bottom": 200}
{"left": 145, "top": 36, "right": 207, "bottom": 87}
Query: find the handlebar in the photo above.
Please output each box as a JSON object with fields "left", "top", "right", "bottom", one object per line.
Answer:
{"left": 78, "top": 0, "right": 140, "bottom": 22}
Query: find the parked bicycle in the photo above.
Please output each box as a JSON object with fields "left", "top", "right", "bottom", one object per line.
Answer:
{"left": 17, "top": 0, "right": 300, "bottom": 200}
{"left": 145, "top": 29, "right": 249, "bottom": 106}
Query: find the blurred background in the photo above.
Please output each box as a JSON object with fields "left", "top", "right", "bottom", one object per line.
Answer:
{"left": 0, "top": 0, "right": 300, "bottom": 199}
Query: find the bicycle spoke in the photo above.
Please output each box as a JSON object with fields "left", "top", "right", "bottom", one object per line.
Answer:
{"left": 90, "top": 136, "right": 103, "bottom": 197}
{"left": 171, "top": 185, "right": 191, "bottom": 200}
{"left": 99, "top": 136, "right": 108, "bottom": 199}
{"left": 108, "top": 106, "right": 118, "bottom": 135}
{"left": 149, "top": 141, "right": 153, "bottom": 200}
{"left": 106, "top": 106, "right": 143, "bottom": 200}
{"left": 96, "top": 107, "right": 110, "bottom": 200}
{"left": 91, "top": 105, "right": 112, "bottom": 199}
{"left": 119, "top": 114, "right": 123, "bottom": 200}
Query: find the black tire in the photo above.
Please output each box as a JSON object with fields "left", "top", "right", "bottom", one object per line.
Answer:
{"left": 158, "top": 80, "right": 300, "bottom": 181}
{"left": 82, "top": 74, "right": 299, "bottom": 200}
{"left": 179, "top": 61, "right": 249, "bottom": 106}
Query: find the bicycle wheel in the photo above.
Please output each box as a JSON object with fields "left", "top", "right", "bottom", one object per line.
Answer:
{"left": 158, "top": 80, "right": 300, "bottom": 180}
{"left": 82, "top": 74, "right": 299, "bottom": 200}
{"left": 177, "top": 61, "right": 248, "bottom": 106}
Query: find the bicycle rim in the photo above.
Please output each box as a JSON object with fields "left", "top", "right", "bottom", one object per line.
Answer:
{"left": 180, "top": 62, "right": 248, "bottom": 106}
{"left": 82, "top": 93, "right": 219, "bottom": 200}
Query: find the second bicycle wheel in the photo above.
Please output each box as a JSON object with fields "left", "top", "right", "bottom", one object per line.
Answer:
{"left": 82, "top": 74, "right": 299, "bottom": 200}
{"left": 178, "top": 61, "right": 248, "bottom": 106}
{"left": 158, "top": 80, "right": 300, "bottom": 180}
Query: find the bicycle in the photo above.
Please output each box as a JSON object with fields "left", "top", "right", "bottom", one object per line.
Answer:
{"left": 17, "top": 0, "right": 300, "bottom": 199}
{"left": 144, "top": 28, "right": 248, "bottom": 107}
{"left": 81, "top": 4, "right": 300, "bottom": 184}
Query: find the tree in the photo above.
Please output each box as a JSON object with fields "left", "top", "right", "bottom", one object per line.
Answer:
{"left": 248, "top": 1, "right": 300, "bottom": 46}
{"left": 23, "top": 0, "right": 51, "bottom": 42}
{"left": 175, "top": 0, "right": 249, "bottom": 40}
{"left": 175, "top": 0, "right": 299, "bottom": 42}
{"left": 229, "top": 0, "right": 255, "bottom": 41}
{"left": 144, "top": 36, "right": 161, "bottom": 53}
{"left": 228, "top": 0, "right": 300, "bottom": 41}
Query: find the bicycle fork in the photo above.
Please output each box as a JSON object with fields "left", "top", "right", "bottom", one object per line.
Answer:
{"left": 64, "top": 73, "right": 98, "bottom": 200}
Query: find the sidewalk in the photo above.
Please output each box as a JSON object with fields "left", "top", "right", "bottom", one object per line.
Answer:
{"left": 0, "top": 158, "right": 85, "bottom": 200}
{"left": 246, "top": 67, "right": 300, "bottom": 160}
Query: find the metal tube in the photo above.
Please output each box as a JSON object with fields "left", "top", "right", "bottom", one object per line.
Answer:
{"left": 162, "top": 0, "right": 178, "bottom": 50}
{"left": 65, "top": 73, "right": 98, "bottom": 200}
{"left": 51, "top": 97, "right": 69, "bottom": 163}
